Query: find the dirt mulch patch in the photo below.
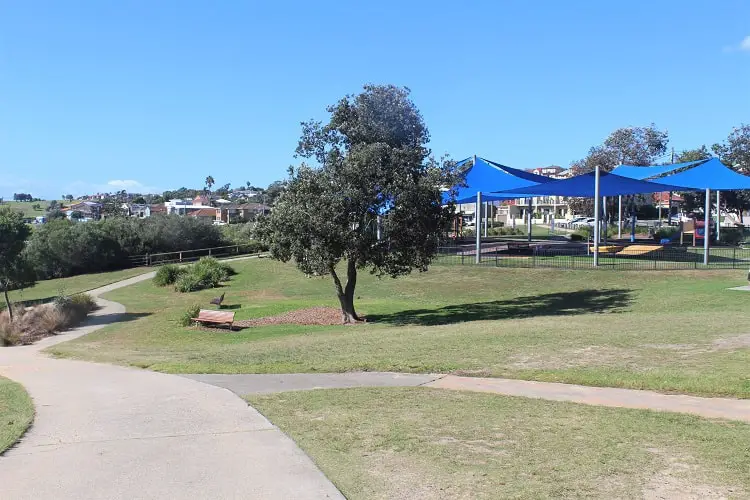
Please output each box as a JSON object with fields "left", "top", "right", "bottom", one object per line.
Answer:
{"left": 235, "top": 307, "right": 352, "bottom": 327}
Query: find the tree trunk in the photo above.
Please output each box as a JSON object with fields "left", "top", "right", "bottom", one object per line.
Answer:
{"left": 329, "top": 260, "right": 362, "bottom": 324}
{"left": 3, "top": 288, "right": 13, "bottom": 322}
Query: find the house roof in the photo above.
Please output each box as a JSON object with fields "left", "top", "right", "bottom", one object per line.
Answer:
{"left": 219, "top": 203, "right": 271, "bottom": 210}
{"left": 149, "top": 204, "right": 167, "bottom": 212}
{"left": 189, "top": 208, "right": 217, "bottom": 217}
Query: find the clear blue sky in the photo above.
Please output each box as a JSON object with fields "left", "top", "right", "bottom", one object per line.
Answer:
{"left": 1, "top": 1, "right": 749, "bottom": 199}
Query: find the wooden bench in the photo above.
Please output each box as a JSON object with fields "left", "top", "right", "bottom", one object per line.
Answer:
{"left": 192, "top": 310, "right": 235, "bottom": 330}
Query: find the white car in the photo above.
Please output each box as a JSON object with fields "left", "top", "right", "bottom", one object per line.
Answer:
{"left": 573, "top": 218, "right": 596, "bottom": 227}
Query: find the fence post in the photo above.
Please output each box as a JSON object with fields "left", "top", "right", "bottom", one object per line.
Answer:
{"left": 495, "top": 250, "right": 498, "bottom": 267}
{"left": 733, "top": 247, "right": 736, "bottom": 269}
{"left": 147, "top": 253, "right": 151, "bottom": 266}
{"left": 208, "top": 248, "right": 212, "bottom": 257}
{"left": 461, "top": 251, "right": 464, "bottom": 265}
{"left": 179, "top": 251, "right": 182, "bottom": 263}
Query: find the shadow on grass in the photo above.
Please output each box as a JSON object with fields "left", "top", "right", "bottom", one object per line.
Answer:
{"left": 81, "top": 312, "right": 151, "bottom": 327}
{"left": 220, "top": 304, "right": 242, "bottom": 310}
{"left": 366, "top": 289, "right": 632, "bottom": 326}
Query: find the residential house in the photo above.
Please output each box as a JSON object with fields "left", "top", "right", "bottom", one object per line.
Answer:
{"left": 192, "top": 194, "right": 210, "bottom": 206}
{"left": 122, "top": 203, "right": 151, "bottom": 218}
{"left": 216, "top": 203, "right": 270, "bottom": 223}
{"left": 491, "top": 166, "right": 572, "bottom": 226}
{"left": 149, "top": 204, "right": 167, "bottom": 216}
{"left": 165, "top": 198, "right": 211, "bottom": 216}
{"left": 68, "top": 201, "right": 102, "bottom": 220}
{"left": 188, "top": 208, "right": 218, "bottom": 223}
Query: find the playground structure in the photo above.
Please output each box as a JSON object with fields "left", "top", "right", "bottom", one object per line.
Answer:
{"left": 679, "top": 218, "right": 716, "bottom": 246}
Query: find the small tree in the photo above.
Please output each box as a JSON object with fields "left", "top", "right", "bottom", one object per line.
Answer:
{"left": 0, "top": 206, "right": 35, "bottom": 319}
{"left": 257, "top": 85, "right": 456, "bottom": 323}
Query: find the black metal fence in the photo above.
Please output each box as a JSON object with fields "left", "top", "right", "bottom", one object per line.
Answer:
{"left": 127, "top": 243, "right": 264, "bottom": 267}
{"left": 435, "top": 242, "right": 750, "bottom": 271}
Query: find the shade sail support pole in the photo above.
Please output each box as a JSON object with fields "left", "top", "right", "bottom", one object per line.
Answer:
{"left": 603, "top": 196, "right": 608, "bottom": 245}
{"left": 618, "top": 195, "right": 622, "bottom": 239}
{"left": 527, "top": 197, "right": 532, "bottom": 242}
{"left": 704, "top": 188, "right": 710, "bottom": 266}
{"left": 475, "top": 191, "right": 482, "bottom": 264}
{"left": 716, "top": 190, "right": 721, "bottom": 242}
{"left": 593, "top": 165, "right": 601, "bottom": 267}
{"left": 483, "top": 201, "right": 488, "bottom": 237}
{"left": 668, "top": 191, "right": 672, "bottom": 226}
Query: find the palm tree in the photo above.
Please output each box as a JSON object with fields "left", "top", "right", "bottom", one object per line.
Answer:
{"left": 205, "top": 175, "right": 215, "bottom": 193}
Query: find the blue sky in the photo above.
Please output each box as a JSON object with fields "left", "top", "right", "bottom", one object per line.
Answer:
{"left": 1, "top": 1, "right": 749, "bottom": 199}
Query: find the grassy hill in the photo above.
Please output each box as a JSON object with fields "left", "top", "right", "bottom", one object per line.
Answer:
{"left": 0, "top": 200, "right": 64, "bottom": 218}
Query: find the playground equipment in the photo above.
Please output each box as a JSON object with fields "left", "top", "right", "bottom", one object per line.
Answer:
{"left": 680, "top": 218, "right": 715, "bottom": 246}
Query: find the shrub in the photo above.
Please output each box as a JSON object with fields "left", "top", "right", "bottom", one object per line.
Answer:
{"left": 54, "top": 293, "right": 97, "bottom": 328}
{"left": 0, "top": 312, "right": 21, "bottom": 346}
{"left": 153, "top": 264, "right": 187, "bottom": 286}
{"left": 178, "top": 304, "right": 201, "bottom": 327}
{"left": 174, "top": 272, "right": 207, "bottom": 293}
{"left": 654, "top": 227, "right": 679, "bottom": 242}
{"left": 24, "top": 215, "right": 227, "bottom": 280}
{"left": 172, "top": 258, "right": 234, "bottom": 293}
{"left": 720, "top": 227, "right": 744, "bottom": 246}
{"left": 193, "top": 257, "right": 235, "bottom": 280}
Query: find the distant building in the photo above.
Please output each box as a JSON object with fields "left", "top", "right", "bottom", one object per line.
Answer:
{"left": 122, "top": 203, "right": 151, "bottom": 218}
{"left": 68, "top": 201, "right": 102, "bottom": 220}
{"left": 188, "top": 208, "right": 218, "bottom": 222}
{"left": 216, "top": 203, "right": 270, "bottom": 223}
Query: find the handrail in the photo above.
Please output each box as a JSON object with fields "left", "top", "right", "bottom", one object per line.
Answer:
{"left": 128, "top": 242, "right": 264, "bottom": 266}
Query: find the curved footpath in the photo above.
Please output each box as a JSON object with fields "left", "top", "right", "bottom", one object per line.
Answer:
{"left": 2, "top": 264, "right": 750, "bottom": 499}
{"left": 0, "top": 268, "right": 343, "bottom": 500}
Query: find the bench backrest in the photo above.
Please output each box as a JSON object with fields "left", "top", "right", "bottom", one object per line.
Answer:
{"left": 197, "top": 310, "right": 235, "bottom": 323}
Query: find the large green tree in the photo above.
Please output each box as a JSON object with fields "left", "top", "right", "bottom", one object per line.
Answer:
{"left": 568, "top": 125, "right": 670, "bottom": 217}
{"left": 0, "top": 206, "right": 34, "bottom": 319}
{"left": 257, "top": 84, "right": 456, "bottom": 323}
{"left": 711, "top": 125, "right": 750, "bottom": 222}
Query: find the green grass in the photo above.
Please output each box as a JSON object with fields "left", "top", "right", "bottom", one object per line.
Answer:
{"left": 249, "top": 387, "right": 750, "bottom": 499}
{"left": 6, "top": 267, "right": 150, "bottom": 306}
{"left": 0, "top": 376, "right": 34, "bottom": 454}
{"left": 46, "top": 258, "right": 750, "bottom": 397}
{"left": 0, "top": 200, "right": 63, "bottom": 218}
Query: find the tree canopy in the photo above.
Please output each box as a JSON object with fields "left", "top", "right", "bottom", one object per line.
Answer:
{"left": 257, "top": 84, "right": 456, "bottom": 323}
{"left": 0, "top": 206, "right": 34, "bottom": 319}
{"left": 568, "top": 125, "right": 669, "bottom": 216}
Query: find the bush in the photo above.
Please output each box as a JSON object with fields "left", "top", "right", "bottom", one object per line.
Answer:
{"left": 24, "top": 215, "right": 227, "bottom": 279}
{"left": 654, "top": 227, "right": 679, "bottom": 242}
{"left": 0, "top": 312, "right": 21, "bottom": 346}
{"left": 720, "top": 227, "right": 744, "bottom": 246}
{"left": 54, "top": 293, "right": 97, "bottom": 328}
{"left": 1, "top": 293, "right": 96, "bottom": 346}
{"left": 153, "top": 264, "right": 187, "bottom": 286}
{"left": 173, "top": 258, "right": 235, "bottom": 293}
{"left": 178, "top": 304, "right": 201, "bottom": 327}
{"left": 174, "top": 272, "right": 207, "bottom": 293}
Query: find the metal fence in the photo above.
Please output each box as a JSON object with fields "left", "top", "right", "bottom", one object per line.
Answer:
{"left": 127, "top": 243, "right": 264, "bottom": 267}
{"left": 435, "top": 242, "right": 750, "bottom": 271}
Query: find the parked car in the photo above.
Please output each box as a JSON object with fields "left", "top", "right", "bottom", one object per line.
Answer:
{"left": 573, "top": 218, "right": 596, "bottom": 228}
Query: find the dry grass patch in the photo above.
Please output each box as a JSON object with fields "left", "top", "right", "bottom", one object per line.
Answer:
{"left": 1, "top": 293, "right": 97, "bottom": 346}
{"left": 249, "top": 388, "right": 750, "bottom": 500}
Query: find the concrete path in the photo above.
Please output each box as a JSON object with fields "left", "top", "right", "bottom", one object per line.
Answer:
{"left": 426, "top": 375, "right": 750, "bottom": 423}
{"left": 0, "top": 266, "right": 343, "bottom": 500}
{"left": 185, "top": 372, "right": 442, "bottom": 394}
{"left": 188, "top": 372, "right": 750, "bottom": 423}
